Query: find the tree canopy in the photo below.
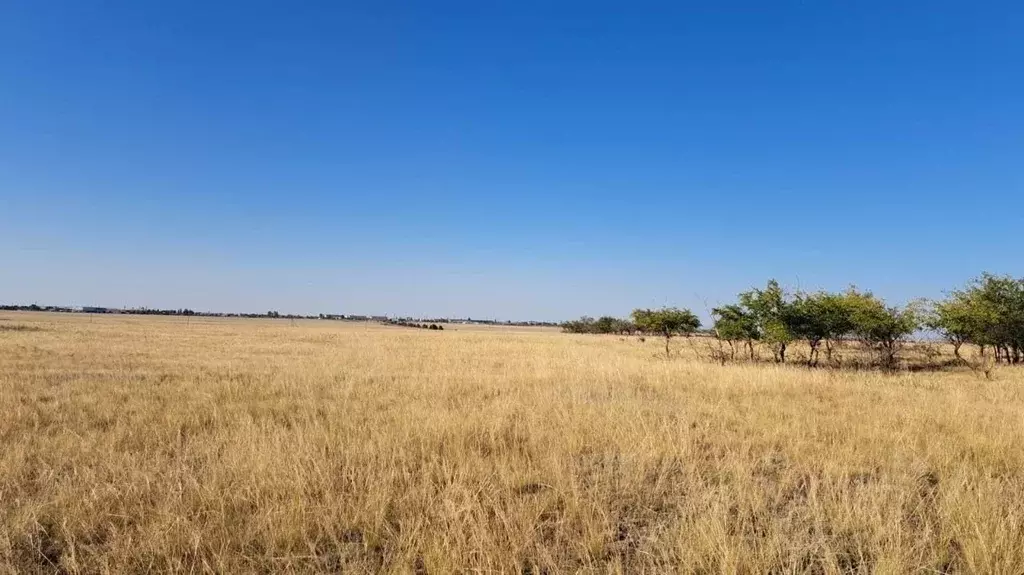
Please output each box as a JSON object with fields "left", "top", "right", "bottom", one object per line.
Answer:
{"left": 929, "top": 274, "right": 1024, "bottom": 363}
{"left": 631, "top": 307, "right": 701, "bottom": 356}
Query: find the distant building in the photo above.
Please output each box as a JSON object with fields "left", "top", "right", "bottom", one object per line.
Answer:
{"left": 80, "top": 306, "right": 110, "bottom": 314}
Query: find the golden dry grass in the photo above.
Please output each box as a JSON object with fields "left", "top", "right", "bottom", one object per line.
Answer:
{"left": 1, "top": 312, "right": 1023, "bottom": 574}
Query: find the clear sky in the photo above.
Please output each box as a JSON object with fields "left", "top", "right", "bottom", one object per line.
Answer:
{"left": 2, "top": 1, "right": 1022, "bottom": 320}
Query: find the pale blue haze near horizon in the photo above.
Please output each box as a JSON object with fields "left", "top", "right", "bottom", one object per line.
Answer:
{"left": 2, "top": 1, "right": 1022, "bottom": 321}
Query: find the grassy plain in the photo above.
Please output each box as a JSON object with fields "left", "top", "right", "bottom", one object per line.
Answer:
{"left": 1, "top": 312, "right": 1023, "bottom": 574}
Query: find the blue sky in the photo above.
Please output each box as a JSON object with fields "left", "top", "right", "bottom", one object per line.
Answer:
{"left": 2, "top": 1, "right": 1022, "bottom": 320}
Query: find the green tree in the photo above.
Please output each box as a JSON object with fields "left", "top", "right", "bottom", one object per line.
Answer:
{"left": 738, "top": 280, "right": 793, "bottom": 363}
{"left": 594, "top": 316, "right": 618, "bottom": 334}
{"left": 927, "top": 289, "right": 988, "bottom": 359}
{"left": 561, "top": 316, "right": 635, "bottom": 335}
{"left": 820, "top": 291, "right": 858, "bottom": 364}
{"left": 845, "top": 289, "right": 920, "bottom": 370}
{"left": 712, "top": 304, "right": 758, "bottom": 360}
{"left": 610, "top": 318, "right": 636, "bottom": 335}
{"left": 632, "top": 307, "right": 701, "bottom": 356}
{"left": 787, "top": 291, "right": 855, "bottom": 366}
{"left": 968, "top": 274, "right": 1024, "bottom": 363}
{"left": 561, "top": 316, "right": 596, "bottom": 334}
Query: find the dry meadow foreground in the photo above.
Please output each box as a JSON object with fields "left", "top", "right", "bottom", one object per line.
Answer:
{"left": 1, "top": 313, "right": 1023, "bottom": 574}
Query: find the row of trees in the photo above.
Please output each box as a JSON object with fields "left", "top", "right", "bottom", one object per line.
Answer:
{"left": 927, "top": 273, "right": 1024, "bottom": 364}
{"left": 384, "top": 319, "right": 445, "bottom": 331}
{"left": 712, "top": 280, "right": 918, "bottom": 369}
{"left": 561, "top": 316, "right": 637, "bottom": 336}
{"left": 560, "top": 309, "right": 703, "bottom": 356}
{"left": 562, "top": 273, "right": 1024, "bottom": 370}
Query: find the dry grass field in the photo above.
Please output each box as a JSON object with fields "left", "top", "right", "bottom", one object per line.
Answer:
{"left": 1, "top": 312, "right": 1023, "bottom": 574}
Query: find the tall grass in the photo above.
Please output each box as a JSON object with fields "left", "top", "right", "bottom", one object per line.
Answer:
{"left": 1, "top": 312, "right": 1022, "bottom": 573}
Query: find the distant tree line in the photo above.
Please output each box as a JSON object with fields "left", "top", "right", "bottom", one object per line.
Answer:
{"left": 0, "top": 305, "right": 306, "bottom": 319}
{"left": 1, "top": 304, "right": 562, "bottom": 327}
{"left": 388, "top": 317, "right": 560, "bottom": 327}
{"left": 384, "top": 319, "right": 445, "bottom": 331}
{"left": 0, "top": 306, "right": 558, "bottom": 326}
{"left": 0, "top": 304, "right": 73, "bottom": 313}
{"left": 563, "top": 273, "right": 1024, "bottom": 371}
{"left": 561, "top": 316, "right": 637, "bottom": 335}
{"left": 127, "top": 308, "right": 198, "bottom": 316}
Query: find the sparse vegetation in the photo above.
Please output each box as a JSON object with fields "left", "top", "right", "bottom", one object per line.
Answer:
{"left": 3, "top": 312, "right": 1023, "bottom": 573}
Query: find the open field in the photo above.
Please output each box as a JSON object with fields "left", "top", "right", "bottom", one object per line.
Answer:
{"left": 1, "top": 312, "right": 1023, "bottom": 574}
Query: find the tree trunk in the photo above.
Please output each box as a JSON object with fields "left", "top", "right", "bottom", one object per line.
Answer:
{"left": 778, "top": 342, "right": 786, "bottom": 364}
{"left": 747, "top": 340, "right": 756, "bottom": 361}
{"left": 664, "top": 336, "right": 671, "bottom": 358}
{"left": 881, "top": 341, "right": 898, "bottom": 371}
{"left": 953, "top": 341, "right": 962, "bottom": 360}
